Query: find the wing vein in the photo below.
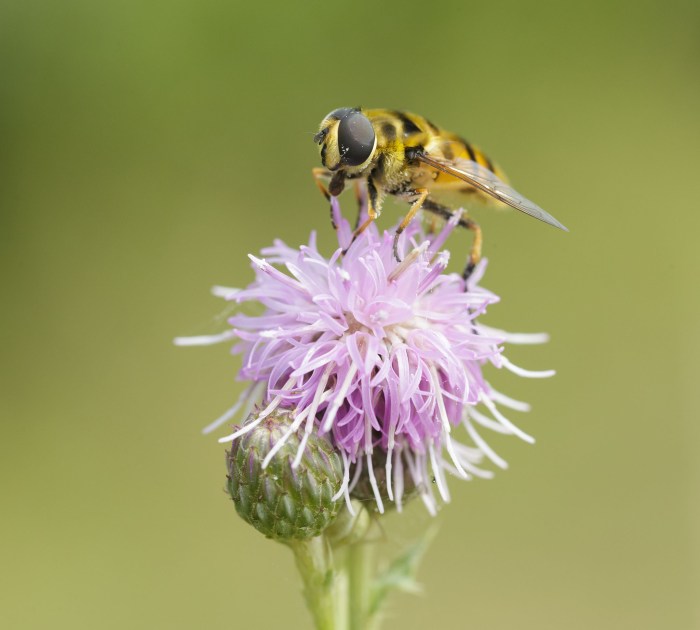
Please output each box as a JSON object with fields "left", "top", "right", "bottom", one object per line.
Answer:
{"left": 417, "top": 153, "right": 568, "bottom": 232}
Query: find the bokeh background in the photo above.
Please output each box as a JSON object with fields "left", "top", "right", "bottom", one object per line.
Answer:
{"left": 2, "top": 1, "right": 698, "bottom": 628}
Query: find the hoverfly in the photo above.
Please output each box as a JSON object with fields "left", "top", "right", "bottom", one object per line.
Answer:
{"left": 313, "top": 107, "right": 567, "bottom": 279}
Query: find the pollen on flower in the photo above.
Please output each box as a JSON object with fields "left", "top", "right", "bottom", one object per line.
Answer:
{"left": 175, "top": 197, "right": 554, "bottom": 515}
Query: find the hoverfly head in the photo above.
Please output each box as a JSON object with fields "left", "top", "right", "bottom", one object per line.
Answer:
{"left": 316, "top": 107, "right": 376, "bottom": 171}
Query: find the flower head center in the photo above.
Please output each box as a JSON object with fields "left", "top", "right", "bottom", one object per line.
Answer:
{"left": 343, "top": 312, "right": 367, "bottom": 336}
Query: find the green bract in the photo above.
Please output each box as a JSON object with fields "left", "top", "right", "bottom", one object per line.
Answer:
{"left": 226, "top": 412, "right": 344, "bottom": 540}
{"left": 350, "top": 450, "right": 419, "bottom": 512}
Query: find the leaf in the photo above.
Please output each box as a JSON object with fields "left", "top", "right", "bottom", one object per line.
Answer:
{"left": 368, "top": 524, "right": 439, "bottom": 618}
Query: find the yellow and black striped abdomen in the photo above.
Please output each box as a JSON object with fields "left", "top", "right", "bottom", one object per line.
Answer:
{"left": 433, "top": 131, "right": 506, "bottom": 178}
{"left": 363, "top": 109, "right": 508, "bottom": 204}
{"left": 426, "top": 131, "right": 508, "bottom": 204}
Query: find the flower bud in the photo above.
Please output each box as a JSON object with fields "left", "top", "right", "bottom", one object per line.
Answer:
{"left": 350, "top": 450, "right": 419, "bottom": 511}
{"left": 226, "top": 411, "right": 343, "bottom": 540}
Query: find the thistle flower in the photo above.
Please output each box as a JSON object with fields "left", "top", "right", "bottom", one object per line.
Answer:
{"left": 176, "top": 198, "right": 554, "bottom": 515}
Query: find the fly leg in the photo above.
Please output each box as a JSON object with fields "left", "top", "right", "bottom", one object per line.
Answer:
{"left": 312, "top": 168, "right": 345, "bottom": 230}
{"left": 422, "top": 199, "right": 483, "bottom": 283}
{"left": 426, "top": 214, "right": 440, "bottom": 235}
{"left": 343, "top": 177, "right": 380, "bottom": 255}
{"left": 311, "top": 167, "right": 333, "bottom": 227}
{"left": 392, "top": 189, "right": 430, "bottom": 262}
{"left": 353, "top": 180, "right": 365, "bottom": 230}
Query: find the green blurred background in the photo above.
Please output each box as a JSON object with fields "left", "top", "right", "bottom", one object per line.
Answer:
{"left": 1, "top": 0, "right": 698, "bottom": 628}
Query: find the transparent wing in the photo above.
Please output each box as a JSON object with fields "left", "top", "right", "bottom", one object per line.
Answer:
{"left": 417, "top": 153, "right": 568, "bottom": 231}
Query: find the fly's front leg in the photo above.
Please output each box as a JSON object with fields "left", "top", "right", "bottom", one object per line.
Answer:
{"left": 353, "top": 180, "right": 365, "bottom": 230}
{"left": 393, "top": 189, "right": 429, "bottom": 262}
{"left": 343, "top": 177, "right": 379, "bottom": 255}
{"left": 422, "top": 199, "right": 483, "bottom": 283}
{"left": 312, "top": 167, "right": 334, "bottom": 228}
{"left": 312, "top": 167, "right": 331, "bottom": 200}
{"left": 312, "top": 168, "right": 345, "bottom": 230}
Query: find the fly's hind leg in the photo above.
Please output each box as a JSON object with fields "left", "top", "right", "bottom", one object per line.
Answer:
{"left": 422, "top": 199, "right": 483, "bottom": 283}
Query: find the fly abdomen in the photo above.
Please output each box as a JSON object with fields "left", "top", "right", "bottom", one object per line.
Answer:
{"left": 457, "top": 136, "right": 500, "bottom": 177}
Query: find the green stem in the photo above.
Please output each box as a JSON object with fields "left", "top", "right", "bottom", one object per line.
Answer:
{"left": 348, "top": 541, "right": 377, "bottom": 630}
{"left": 289, "top": 536, "right": 347, "bottom": 630}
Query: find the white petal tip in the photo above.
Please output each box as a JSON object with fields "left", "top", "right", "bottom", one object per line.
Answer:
{"left": 248, "top": 254, "right": 267, "bottom": 269}
{"left": 502, "top": 357, "right": 557, "bottom": 379}
{"left": 173, "top": 331, "right": 235, "bottom": 347}
{"left": 211, "top": 286, "right": 240, "bottom": 299}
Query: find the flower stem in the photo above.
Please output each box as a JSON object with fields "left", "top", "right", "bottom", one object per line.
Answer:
{"left": 348, "top": 541, "right": 378, "bottom": 630}
{"left": 289, "top": 536, "right": 347, "bottom": 630}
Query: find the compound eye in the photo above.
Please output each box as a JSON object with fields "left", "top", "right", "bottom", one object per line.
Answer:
{"left": 337, "top": 111, "right": 375, "bottom": 166}
{"left": 326, "top": 107, "right": 353, "bottom": 122}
